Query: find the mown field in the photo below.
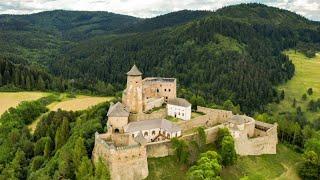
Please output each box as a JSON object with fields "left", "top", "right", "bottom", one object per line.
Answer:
{"left": 269, "top": 50, "right": 320, "bottom": 121}
{"left": 0, "top": 92, "right": 49, "bottom": 116}
{"left": 47, "top": 95, "right": 113, "bottom": 111}
{"left": 0, "top": 92, "right": 113, "bottom": 132}
{"left": 147, "top": 144, "right": 300, "bottom": 180}
{"left": 29, "top": 93, "right": 112, "bottom": 132}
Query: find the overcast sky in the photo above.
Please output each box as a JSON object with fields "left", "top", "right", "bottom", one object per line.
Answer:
{"left": 0, "top": 0, "right": 319, "bottom": 21}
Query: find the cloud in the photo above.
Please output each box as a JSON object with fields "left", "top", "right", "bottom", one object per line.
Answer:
{"left": 0, "top": 0, "right": 319, "bottom": 21}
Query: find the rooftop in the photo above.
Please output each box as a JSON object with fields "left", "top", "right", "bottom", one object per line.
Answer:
{"left": 124, "top": 119, "right": 181, "bottom": 133}
{"left": 127, "top": 65, "right": 142, "bottom": 76}
{"left": 228, "top": 115, "right": 253, "bottom": 125}
{"left": 107, "top": 102, "right": 130, "bottom": 117}
{"left": 167, "top": 98, "right": 191, "bottom": 107}
{"left": 143, "top": 77, "right": 176, "bottom": 83}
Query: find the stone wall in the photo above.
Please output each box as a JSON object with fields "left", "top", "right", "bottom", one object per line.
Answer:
{"left": 234, "top": 123, "right": 278, "bottom": 156}
{"left": 146, "top": 140, "right": 173, "bottom": 157}
{"left": 92, "top": 133, "right": 149, "bottom": 180}
{"left": 144, "top": 97, "right": 164, "bottom": 112}
{"left": 177, "top": 106, "right": 232, "bottom": 132}
{"left": 129, "top": 109, "right": 167, "bottom": 122}
{"left": 146, "top": 125, "right": 224, "bottom": 158}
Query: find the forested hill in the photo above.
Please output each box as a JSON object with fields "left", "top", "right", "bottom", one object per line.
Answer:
{"left": 118, "top": 10, "right": 212, "bottom": 33}
{"left": 1, "top": 3, "right": 320, "bottom": 113}
{"left": 0, "top": 10, "right": 141, "bottom": 40}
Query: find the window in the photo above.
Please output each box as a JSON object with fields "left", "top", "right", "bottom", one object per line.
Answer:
{"left": 114, "top": 128, "right": 120, "bottom": 133}
{"left": 144, "top": 131, "right": 148, "bottom": 137}
{"left": 169, "top": 89, "right": 171, "bottom": 92}
{"left": 157, "top": 89, "right": 159, "bottom": 93}
{"left": 132, "top": 134, "right": 135, "bottom": 138}
{"left": 164, "top": 89, "right": 167, "bottom": 92}
{"left": 165, "top": 97, "right": 168, "bottom": 99}
{"left": 152, "top": 131, "right": 156, "bottom": 135}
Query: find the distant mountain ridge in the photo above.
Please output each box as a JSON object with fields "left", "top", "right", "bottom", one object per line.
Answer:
{"left": 0, "top": 3, "right": 320, "bottom": 113}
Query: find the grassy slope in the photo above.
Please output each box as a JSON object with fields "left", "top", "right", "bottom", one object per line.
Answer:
{"left": 147, "top": 144, "right": 300, "bottom": 180}
{"left": 0, "top": 92, "right": 49, "bottom": 116}
{"left": 221, "top": 144, "right": 301, "bottom": 180}
{"left": 269, "top": 50, "right": 320, "bottom": 121}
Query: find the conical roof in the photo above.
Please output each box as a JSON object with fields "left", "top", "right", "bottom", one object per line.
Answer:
{"left": 127, "top": 65, "right": 142, "bottom": 76}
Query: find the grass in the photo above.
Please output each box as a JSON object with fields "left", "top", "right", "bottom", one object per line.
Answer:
{"left": 147, "top": 144, "right": 301, "bottom": 180}
{"left": 221, "top": 144, "right": 301, "bottom": 180}
{"left": 0, "top": 91, "right": 49, "bottom": 116}
{"left": 147, "top": 156, "right": 188, "bottom": 180}
{"left": 166, "top": 115, "right": 182, "bottom": 122}
{"left": 191, "top": 111, "right": 205, "bottom": 119}
{"left": 269, "top": 50, "right": 320, "bottom": 121}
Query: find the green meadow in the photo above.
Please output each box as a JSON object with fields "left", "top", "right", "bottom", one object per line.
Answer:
{"left": 269, "top": 50, "right": 320, "bottom": 121}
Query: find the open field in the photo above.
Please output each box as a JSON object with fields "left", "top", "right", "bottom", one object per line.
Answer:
{"left": 0, "top": 92, "right": 49, "bottom": 116}
{"left": 28, "top": 94, "right": 113, "bottom": 133}
{"left": 47, "top": 95, "right": 113, "bottom": 111}
{"left": 147, "top": 144, "right": 301, "bottom": 180}
{"left": 269, "top": 50, "right": 320, "bottom": 121}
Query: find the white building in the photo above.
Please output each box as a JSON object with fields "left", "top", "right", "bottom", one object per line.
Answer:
{"left": 124, "top": 119, "right": 181, "bottom": 142}
{"left": 167, "top": 98, "right": 191, "bottom": 120}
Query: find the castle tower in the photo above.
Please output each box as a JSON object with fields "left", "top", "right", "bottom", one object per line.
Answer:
{"left": 107, "top": 102, "right": 130, "bottom": 133}
{"left": 122, "top": 65, "right": 143, "bottom": 113}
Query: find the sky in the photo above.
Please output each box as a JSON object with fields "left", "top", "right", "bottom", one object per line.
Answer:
{"left": 0, "top": 0, "right": 319, "bottom": 21}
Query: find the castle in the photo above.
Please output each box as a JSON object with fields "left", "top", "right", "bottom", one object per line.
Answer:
{"left": 92, "top": 65, "right": 278, "bottom": 180}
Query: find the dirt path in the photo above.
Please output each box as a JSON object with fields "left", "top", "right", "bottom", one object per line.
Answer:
{"left": 275, "top": 163, "right": 300, "bottom": 180}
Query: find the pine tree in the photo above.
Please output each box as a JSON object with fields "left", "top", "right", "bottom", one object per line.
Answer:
{"left": 55, "top": 128, "right": 63, "bottom": 150}
{"left": 3, "top": 69, "right": 10, "bottom": 85}
{"left": 55, "top": 118, "right": 70, "bottom": 150}
{"left": 25, "top": 76, "right": 31, "bottom": 90}
{"left": 0, "top": 74, "right": 3, "bottom": 86}
{"left": 37, "top": 75, "right": 45, "bottom": 90}
{"left": 94, "top": 158, "right": 110, "bottom": 180}
{"left": 73, "top": 137, "right": 87, "bottom": 169}
{"left": 44, "top": 139, "right": 52, "bottom": 158}
{"left": 13, "top": 68, "right": 20, "bottom": 87}
{"left": 76, "top": 157, "right": 94, "bottom": 180}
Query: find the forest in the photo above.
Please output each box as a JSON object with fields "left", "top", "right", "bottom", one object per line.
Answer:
{"left": 1, "top": 3, "right": 320, "bottom": 179}
{"left": 0, "top": 96, "right": 110, "bottom": 179}
{"left": 1, "top": 4, "right": 319, "bottom": 113}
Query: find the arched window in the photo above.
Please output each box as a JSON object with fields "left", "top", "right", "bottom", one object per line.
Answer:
{"left": 167, "top": 133, "right": 170, "bottom": 138}
{"left": 157, "top": 89, "right": 160, "bottom": 93}
{"left": 144, "top": 131, "right": 148, "bottom": 137}
{"left": 164, "top": 89, "right": 167, "bottom": 92}
{"left": 152, "top": 131, "right": 156, "bottom": 135}
{"left": 169, "top": 89, "right": 171, "bottom": 92}
{"left": 114, "top": 128, "right": 120, "bottom": 133}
